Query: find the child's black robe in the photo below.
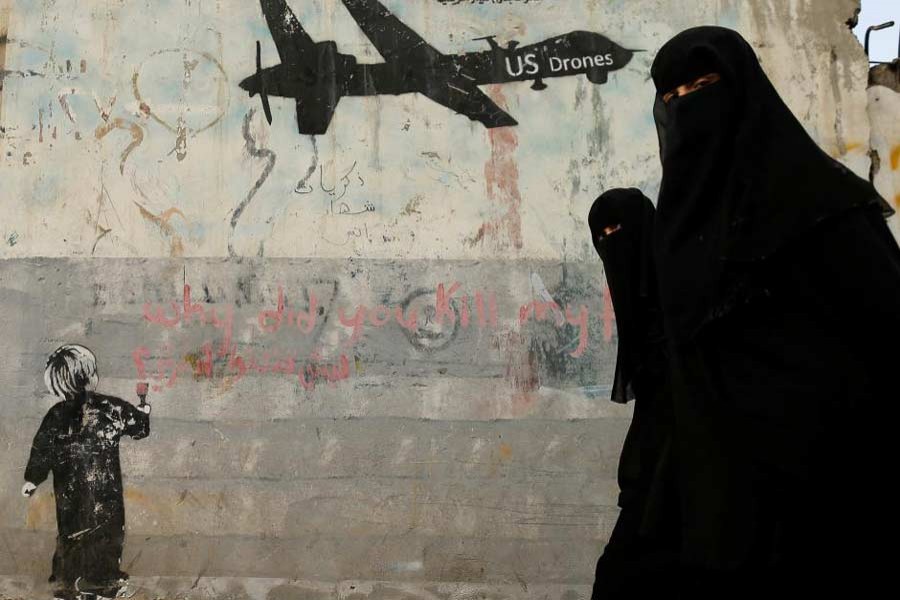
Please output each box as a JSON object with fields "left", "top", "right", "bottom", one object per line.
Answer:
{"left": 25, "top": 392, "right": 149, "bottom": 592}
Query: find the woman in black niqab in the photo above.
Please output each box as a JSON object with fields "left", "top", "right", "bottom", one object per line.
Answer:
{"left": 652, "top": 26, "right": 892, "bottom": 341}
{"left": 588, "top": 189, "right": 679, "bottom": 599}
{"left": 588, "top": 188, "right": 660, "bottom": 405}
{"left": 650, "top": 26, "right": 900, "bottom": 598}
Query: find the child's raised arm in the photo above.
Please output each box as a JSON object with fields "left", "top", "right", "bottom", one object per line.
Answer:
{"left": 120, "top": 398, "right": 151, "bottom": 440}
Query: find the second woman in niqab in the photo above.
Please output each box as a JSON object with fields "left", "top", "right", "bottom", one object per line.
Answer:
{"left": 588, "top": 189, "right": 679, "bottom": 599}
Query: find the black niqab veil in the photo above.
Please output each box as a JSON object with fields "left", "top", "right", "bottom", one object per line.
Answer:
{"left": 651, "top": 26, "right": 892, "bottom": 342}
{"left": 588, "top": 188, "right": 659, "bottom": 404}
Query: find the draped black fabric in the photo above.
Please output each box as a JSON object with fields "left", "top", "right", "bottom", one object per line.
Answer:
{"left": 651, "top": 26, "right": 892, "bottom": 342}
{"left": 648, "top": 26, "right": 900, "bottom": 598}
{"left": 669, "top": 207, "right": 900, "bottom": 598}
{"left": 25, "top": 392, "right": 149, "bottom": 598}
{"left": 588, "top": 189, "right": 679, "bottom": 599}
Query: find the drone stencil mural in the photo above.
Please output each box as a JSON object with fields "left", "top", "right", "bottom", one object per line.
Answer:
{"left": 240, "top": 0, "right": 637, "bottom": 134}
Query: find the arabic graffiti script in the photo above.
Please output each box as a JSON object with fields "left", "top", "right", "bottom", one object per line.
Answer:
{"left": 133, "top": 282, "right": 597, "bottom": 391}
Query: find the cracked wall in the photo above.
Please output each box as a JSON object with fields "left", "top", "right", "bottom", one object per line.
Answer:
{"left": 869, "top": 61, "right": 900, "bottom": 237}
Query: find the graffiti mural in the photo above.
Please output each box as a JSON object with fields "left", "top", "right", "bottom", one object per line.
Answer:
{"left": 1, "top": 0, "right": 875, "bottom": 597}
{"left": 240, "top": 0, "right": 636, "bottom": 134}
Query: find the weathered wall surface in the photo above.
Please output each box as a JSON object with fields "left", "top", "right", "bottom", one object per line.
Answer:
{"left": 0, "top": 1, "right": 879, "bottom": 599}
{"left": 869, "top": 61, "right": 900, "bottom": 237}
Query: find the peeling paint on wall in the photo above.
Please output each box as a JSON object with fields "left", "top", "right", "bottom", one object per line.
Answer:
{"left": 869, "top": 61, "right": 900, "bottom": 237}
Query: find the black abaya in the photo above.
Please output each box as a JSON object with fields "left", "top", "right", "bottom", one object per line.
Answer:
{"left": 670, "top": 205, "right": 899, "bottom": 598}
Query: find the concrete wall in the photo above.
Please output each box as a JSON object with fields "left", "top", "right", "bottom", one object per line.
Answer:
{"left": 0, "top": 1, "right": 881, "bottom": 599}
{"left": 869, "top": 61, "right": 900, "bottom": 237}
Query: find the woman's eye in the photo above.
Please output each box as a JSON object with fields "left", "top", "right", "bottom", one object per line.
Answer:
{"left": 692, "top": 76, "right": 716, "bottom": 90}
{"left": 662, "top": 72, "right": 721, "bottom": 103}
{"left": 600, "top": 224, "right": 623, "bottom": 238}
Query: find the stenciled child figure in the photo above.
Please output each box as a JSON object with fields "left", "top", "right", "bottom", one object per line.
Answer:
{"left": 22, "top": 345, "right": 151, "bottom": 600}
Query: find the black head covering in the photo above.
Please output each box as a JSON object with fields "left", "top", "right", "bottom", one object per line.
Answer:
{"left": 589, "top": 188, "right": 659, "bottom": 403}
{"left": 651, "top": 26, "right": 892, "bottom": 342}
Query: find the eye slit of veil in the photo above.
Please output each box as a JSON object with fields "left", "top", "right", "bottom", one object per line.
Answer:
{"left": 597, "top": 224, "right": 624, "bottom": 241}
{"left": 661, "top": 72, "right": 722, "bottom": 104}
